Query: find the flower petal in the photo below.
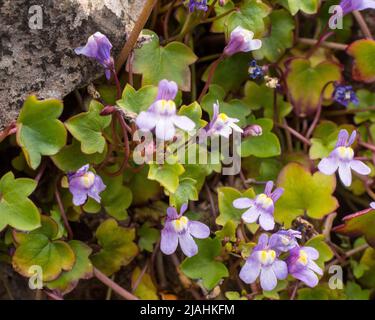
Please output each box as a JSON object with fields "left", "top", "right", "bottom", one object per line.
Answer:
{"left": 241, "top": 206, "right": 260, "bottom": 223}
{"left": 167, "top": 207, "right": 179, "bottom": 219}
{"left": 248, "top": 39, "right": 262, "bottom": 51}
{"left": 260, "top": 266, "right": 277, "bottom": 291}
{"left": 172, "top": 115, "right": 196, "bottom": 132}
{"left": 156, "top": 79, "right": 178, "bottom": 101}
{"left": 292, "top": 269, "right": 319, "bottom": 288}
{"left": 271, "top": 188, "right": 284, "bottom": 202}
{"left": 308, "top": 260, "right": 323, "bottom": 276}
{"left": 155, "top": 118, "right": 176, "bottom": 141}
{"left": 302, "top": 246, "right": 319, "bottom": 260}
{"left": 188, "top": 221, "right": 210, "bottom": 239}
{"left": 179, "top": 232, "right": 198, "bottom": 257}
{"left": 272, "top": 260, "right": 288, "bottom": 280}
{"left": 348, "top": 130, "right": 357, "bottom": 146}
{"left": 233, "top": 197, "right": 253, "bottom": 209}
{"left": 239, "top": 258, "right": 261, "bottom": 284}
{"left": 161, "top": 224, "right": 178, "bottom": 255}
{"left": 350, "top": 160, "right": 371, "bottom": 176}
{"left": 338, "top": 162, "right": 352, "bottom": 186}
{"left": 87, "top": 175, "right": 106, "bottom": 203}
{"left": 257, "top": 234, "right": 269, "bottom": 249}
{"left": 264, "top": 181, "right": 274, "bottom": 196}
{"left": 136, "top": 111, "right": 157, "bottom": 131}
{"left": 318, "top": 157, "right": 339, "bottom": 175}
{"left": 336, "top": 129, "right": 349, "bottom": 147}
{"left": 259, "top": 212, "right": 275, "bottom": 231}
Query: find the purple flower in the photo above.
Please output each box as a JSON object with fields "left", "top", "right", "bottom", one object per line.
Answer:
{"left": 287, "top": 246, "right": 323, "bottom": 287}
{"left": 188, "top": 0, "right": 208, "bottom": 12}
{"left": 160, "top": 204, "right": 210, "bottom": 257}
{"left": 68, "top": 165, "right": 106, "bottom": 206}
{"left": 248, "top": 60, "right": 264, "bottom": 80}
{"left": 318, "top": 129, "right": 371, "bottom": 187}
{"left": 333, "top": 83, "right": 359, "bottom": 107}
{"left": 370, "top": 202, "right": 375, "bottom": 209}
{"left": 339, "top": 0, "right": 375, "bottom": 15}
{"left": 75, "top": 32, "right": 114, "bottom": 80}
{"left": 233, "top": 181, "right": 284, "bottom": 231}
{"left": 242, "top": 124, "right": 263, "bottom": 138}
{"left": 204, "top": 102, "right": 243, "bottom": 138}
{"left": 270, "top": 229, "right": 301, "bottom": 253}
{"left": 136, "top": 79, "right": 195, "bottom": 141}
{"left": 239, "top": 234, "right": 288, "bottom": 291}
{"left": 224, "top": 27, "right": 262, "bottom": 57}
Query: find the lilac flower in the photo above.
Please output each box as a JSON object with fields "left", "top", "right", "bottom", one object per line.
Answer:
{"left": 224, "top": 27, "right": 262, "bottom": 57}
{"left": 318, "top": 129, "right": 371, "bottom": 187}
{"left": 204, "top": 102, "right": 243, "bottom": 138}
{"left": 136, "top": 79, "right": 195, "bottom": 141}
{"left": 239, "top": 234, "right": 288, "bottom": 291}
{"left": 242, "top": 124, "right": 263, "bottom": 138}
{"left": 370, "top": 202, "right": 375, "bottom": 209}
{"left": 333, "top": 83, "right": 359, "bottom": 107}
{"left": 68, "top": 165, "right": 106, "bottom": 206}
{"left": 270, "top": 229, "right": 301, "bottom": 253}
{"left": 75, "top": 32, "right": 114, "bottom": 80}
{"left": 339, "top": 0, "right": 375, "bottom": 15}
{"left": 248, "top": 60, "right": 264, "bottom": 80}
{"left": 188, "top": 0, "right": 208, "bottom": 12}
{"left": 287, "top": 246, "right": 323, "bottom": 287}
{"left": 233, "top": 181, "right": 284, "bottom": 231}
{"left": 160, "top": 204, "right": 210, "bottom": 257}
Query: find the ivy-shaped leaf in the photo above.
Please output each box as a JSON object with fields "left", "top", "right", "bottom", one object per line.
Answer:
{"left": 45, "top": 240, "right": 93, "bottom": 295}
{"left": 348, "top": 90, "right": 375, "bottom": 124}
{"left": 253, "top": 9, "right": 295, "bottom": 62}
{"left": 65, "top": 100, "right": 111, "bottom": 154}
{"left": 241, "top": 118, "right": 281, "bottom": 158}
{"left": 91, "top": 219, "right": 138, "bottom": 276}
{"left": 212, "top": 0, "right": 271, "bottom": 37}
{"left": 169, "top": 178, "right": 198, "bottom": 211}
{"left": 132, "top": 30, "right": 197, "bottom": 91}
{"left": 51, "top": 139, "right": 107, "bottom": 172}
{"left": 0, "top": 172, "right": 40, "bottom": 231}
{"left": 131, "top": 267, "right": 159, "bottom": 300}
{"left": 347, "top": 39, "right": 375, "bottom": 83}
{"left": 178, "top": 102, "right": 206, "bottom": 128}
{"left": 12, "top": 216, "right": 75, "bottom": 281}
{"left": 285, "top": 58, "right": 342, "bottom": 117}
{"left": 278, "top": 0, "right": 320, "bottom": 15}
{"left": 116, "top": 84, "right": 157, "bottom": 114}
{"left": 16, "top": 95, "right": 67, "bottom": 169}
{"left": 148, "top": 162, "right": 185, "bottom": 193}
{"left": 181, "top": 238, "right": 229, "bottom": 290}
{"left": 333, "top": 208, "right": 375, "bottom": 248}
{"left": 138, "top": 223, "right": 160, "bottom": 252}
{"left": 216, "top": 186, "right": 255, "bottom": 227}
{"left": 275, "top": 163, "right": 339, "bottom": 227}
{"left": 305, "top": 235, "right": 334, "bottom": 269}
{"left": 345, "top": 281, "right": 370, "bottom": 300}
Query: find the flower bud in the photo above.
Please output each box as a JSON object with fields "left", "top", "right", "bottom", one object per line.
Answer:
{"left": 242, "top": 124, "right": 263, "bottom": 138}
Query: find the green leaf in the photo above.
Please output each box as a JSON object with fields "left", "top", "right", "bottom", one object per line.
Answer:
{"left": 65, "top": 100, "right": 111, "bottom": 154}
{"left": 215, "top": 220, "right": 237, "bottom": 242}
{"left": 278, "top": 0, "right": 320, "bottom": 15}
{"left": 169, "top": 178, "right": 198, "bottom": 211}
{"left": 275, "top": 163, "right": 339, "bottom": 227}
{"left": 253, "top": 9, "right": 295, "bottom": 62}
{"left": 347, "top": 39, "right": 375, "bottom": 83}
{"left": 348, "top": 90, "right": 375, "bottom": 124}
{"left": 285, "top": 58, "right": 342, "bottom": 117}
{"left": 305, "top": 235, "right": 334, "bottom": 268}
{"left": 201, "top": 53, "right": 251, "bottom": 94}
{"left": 243, "top": 81, "right": 292, "bottom": 120}
{"left": 100, "top": 169, "right": 133, "bottom": 220}
{"left": 241, "top": 118, "right": 281, "bottom": 158}
{"left": 345, "top": 281, "right": 370, "bottom": 300}
{"left": 181, "top": 238, "right": 229, "bottom": 290}
{"left": 131, "top": 267, "right": 159, "bottom": 300}
{"left": 12, "top": 233, "right": 75, "bottom": 281}
{"left": 212, "top": 0, "right": 271, "bottom": 37}
{"left": 178, "top": 102, "right": 205, "bottom": 128}
{"left": 201, "top": 84, "right": 250, "bottom": 127}
{"left": 91, "top": 219, "right": 138, "bottom": 276}
{"left": 116, "top": 84, "right": 157, "bottom": 114}
{"left": 132, "top": 30, "right": 197, "bottom": 91}
{"left": 51, "top": 139, "right": 107, "bottom": 172}
{"left": 45, "top": 240, "right": 93, "bottom": 295}
{"left": 0, "top": 172, "right": 40, "bottom": 231}
{"left": 333, "top": 208, "right": 375, "bottom": 248}
{"left": 297, "top": 286, "right": 330, "bottom": 300}
{"left": 225, "top": 291, "right": 247, "bottom": 300}
{"left": 138, "top": 223, "right": 160, "bottom": 252}
{"left": 148, "top": 162, "right": 185, "bottom": 193}
{"left": 16, "top": 95, "right": 67, "bottom": 169}
{"left": 216, "top": 186, "right": 256, "bottom": 227}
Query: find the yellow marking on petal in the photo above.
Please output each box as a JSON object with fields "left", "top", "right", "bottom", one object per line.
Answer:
{"left": 172, "top": 216, "right": 189, "bottom": 233}
{"left": 218, "top": 113, "right": 229, "bottom": 121}
{"left": 259, "top": 249, "right": 276, "bottom": 265}
{"left": 81, "top": 172, "right": 95, "bottom": 188}
{"left": 337, "top": 146, "right": 354, "bottom": 160}
{"left": 298, "top": 250, "right": 308, "bottom": 266}
{"left": 257, "top": 193, "right": 273, "bottom": 209}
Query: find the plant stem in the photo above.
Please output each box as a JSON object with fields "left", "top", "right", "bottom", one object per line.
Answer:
{"left": 132, "top": 263, "right": 148, "bottom": 292}
{"left": 277, "top": 123, "right": 312, "bottom": 146}
{"left": 298, "top": 38, "right": 348, "bottom": 50}
{"left": 359, "top": 140, "right": 375, "bottom": 153}
{"left": 115, "top": 0, "right": 158, "bottom": 73}
{"left": 201, "top": 8, "right": 237, "bottom": 24}
{"left": 54, "top": 188, "right": 73, "bottom": 240}
{"left": 93, "top": 268, "right": 139, "bottom": 300}
{"left": 198, "top": 54, "right": 224, "bottom": 102}
{"left": 352, "top": 11, "right": 373, "bottom": 39}
{"left": 324, "top": 106, "right": 375, "bottom": 116}
{"left": 0, "top": 121, "right": 17, "bottom": 143}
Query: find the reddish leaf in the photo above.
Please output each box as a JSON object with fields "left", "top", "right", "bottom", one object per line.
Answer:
{"left": 347, "top": 39, "right": 375, "bottom": 83}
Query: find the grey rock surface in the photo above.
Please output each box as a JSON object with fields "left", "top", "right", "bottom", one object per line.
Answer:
{"left": 0, "top": 0, "right": 146, "bottom": 129}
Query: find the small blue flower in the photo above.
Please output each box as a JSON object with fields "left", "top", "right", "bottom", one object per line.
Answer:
{"left": 248, "top": 60, "right": 264, "bottom": 80}
{"left": 333, "top": 83, "right": 359, "bottom": 107}
{"left": 188, "top": 0, "right": 208, "bottom": 12}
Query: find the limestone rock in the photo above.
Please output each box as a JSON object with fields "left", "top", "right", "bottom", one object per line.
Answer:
{"left": 0, "top": 0, "right": 146, "bottom": 129}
